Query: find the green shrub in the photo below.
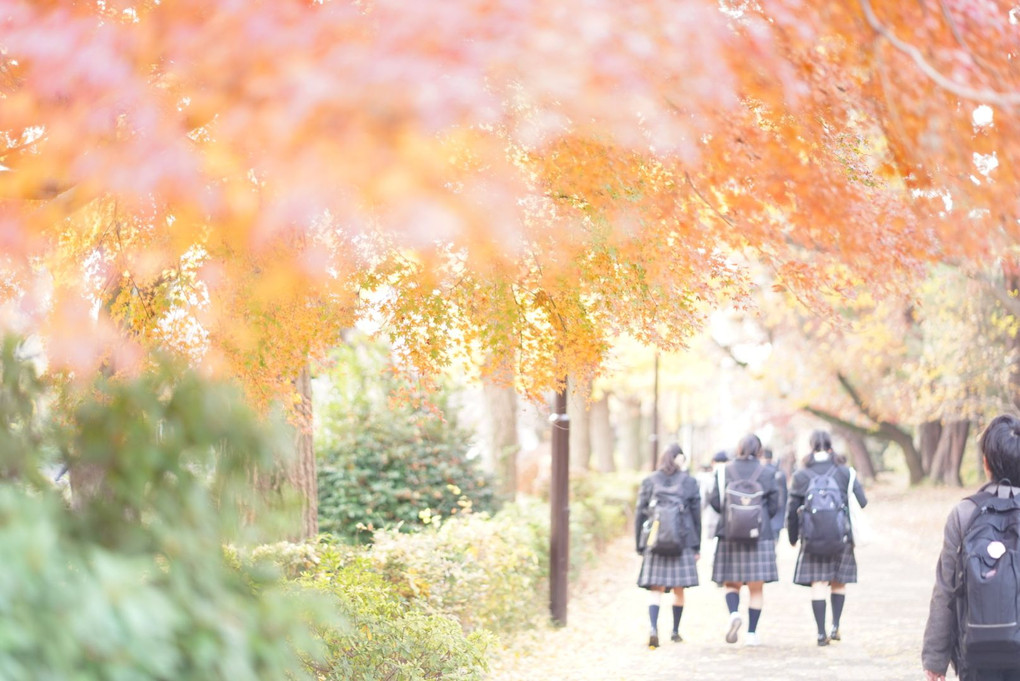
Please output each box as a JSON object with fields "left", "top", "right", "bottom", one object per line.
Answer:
{"left": 252, "top": 540, "right": 491, "bottom": 680}
{"left": 315, "top": 338, "right": 496, "bottom": 543}
{"left": 369, "top": 510, "right": 544, "bottom": 633}
{"left": 0, "top": 339, "right": 329, "bottom": 681}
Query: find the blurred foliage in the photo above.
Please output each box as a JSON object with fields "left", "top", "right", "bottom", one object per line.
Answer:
{"left": 249, "top": 539, "right": 491, "bottom": 680}
{"left": 0, "top": 336, "right": 332, "bottom": 681}
{"left": 315, "top": 337, "right": 496, "bottom": 543}
{"left": 369, "top": 509, "right": 543, "bottom": 633}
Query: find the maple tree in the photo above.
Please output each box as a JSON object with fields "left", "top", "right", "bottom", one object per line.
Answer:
{"left": 3, "top": 0, "right": 1020, "bottom": 528}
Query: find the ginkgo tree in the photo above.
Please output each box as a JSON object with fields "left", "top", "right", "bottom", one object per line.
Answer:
{"left": 2, "top": 0, "right": 1018, "bottom": 537}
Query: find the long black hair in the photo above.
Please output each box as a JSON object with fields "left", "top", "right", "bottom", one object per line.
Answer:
{"left": 657, "top": 443, "right": 685, "bottom": 475}
{"left": 979, "top": 414, "right": 1020, "bottom": 486}
{"left": 803, "top": 429, "right": 834, "bottom": 467}
{"left": 734, "top": 434, "right": 762, "bottom": 461}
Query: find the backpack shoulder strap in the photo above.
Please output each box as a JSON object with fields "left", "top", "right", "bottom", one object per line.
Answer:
{"left": 959, "top": 491, "right": 998, "bottom": 536}
{"left": 748, "top": 462, "right": 763, "bottom": 484}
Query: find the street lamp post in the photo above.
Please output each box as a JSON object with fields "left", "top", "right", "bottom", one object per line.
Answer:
{"left": 549, "top": 388, "right": 570, "bottom": 625}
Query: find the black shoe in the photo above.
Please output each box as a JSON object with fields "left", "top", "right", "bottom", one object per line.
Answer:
{"left": 649, "top": 629, "right": 659, "bottom": 648}
{"left": 671, "top": 632, "right": 683, "bottom": 643}
{"left": 817, "top": 634, "right": 829, "bottom": 647}
{"left": 829, "top": 627, "right": 840, "bottom": 641}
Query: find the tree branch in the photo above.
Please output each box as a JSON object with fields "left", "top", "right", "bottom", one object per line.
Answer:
{"left": 802, "top": 405, "right": 879, "bottom": 439}
{"left": 835, "top": 371, "right": 884, "bottom": 425}
{"left": 684, "top": 172, "right": 735, "bottom": 228}
{"left": 858, "top": 0, "right": 1020, "bottom": 106}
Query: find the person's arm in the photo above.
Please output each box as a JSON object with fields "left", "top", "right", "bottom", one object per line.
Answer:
{"left": 635, "top": 477, "right": 652, "bottom": 553}
{"left": 708, "top": 467, "right": 723, "bottom": 513}
{"left": 687, "top": 476, "right": 702, "bottom": 553}
{"left": 764, "top": 468, "right": 779, "bottom": 519}
{"left": 786, "top": 471, "right": 806, "bottom": 545}
{"left": 922, "top": 504, "right": 967, "bottom": 678}
{"left": 852, "top": 473, "right": 868, "bottom": 508}
{"left": 774, "top": 471, "right": 788, "bottom": 531}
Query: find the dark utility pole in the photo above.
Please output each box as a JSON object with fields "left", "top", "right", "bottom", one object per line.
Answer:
{"left": 650, "top": 352, "right": 659, "bottom": 471}
{"left": 549, "top": 388, "right": 570, "bottom": 625}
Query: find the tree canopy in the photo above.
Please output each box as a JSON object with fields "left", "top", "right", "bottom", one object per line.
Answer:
{"left": 2, "top": 0, "right": 1017, "bottom": 398}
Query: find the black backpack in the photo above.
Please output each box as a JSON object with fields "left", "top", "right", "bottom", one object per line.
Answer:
{"left": 722, "top": 463, "right": 765, "bottom": 541}
{"left": 640, "top": 472, "right": 695, "bottom": 556}
{"left": 957, "top": 488, "right": 1020, "bottom": 670}
{"left": 799, "top": 466, "right": 850, "bottom": 555}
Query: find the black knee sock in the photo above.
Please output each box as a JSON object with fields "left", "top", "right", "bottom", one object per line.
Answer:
{"left": 748, "top": 608, "right": 762, "bottom": 633}
{"left": 725, "top": 591, "right": 740, "bottom": 614}
{"left": 831, "top": 593, "right": 845, "bottom": 628}
{"left": 649, "top": 604, "right": 660, "bottom": 630}
{"left": 811, "top": 600, "right": 827, "bottom": 637}
{"left": 672, "top": 605, "right": 683, "bottom": 633}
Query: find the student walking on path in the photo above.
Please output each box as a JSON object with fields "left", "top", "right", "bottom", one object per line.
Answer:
{"left": 709, "top": 433, "right": 779, "bottom": 647}
{"left": 786, "top": 430, "right": 867, "bottom": 647}
{"left": 635, "top": 443, "right": 702, "bottom": 648}
{"left": 923, "top": 414, "right": 1020, "bottom": 681}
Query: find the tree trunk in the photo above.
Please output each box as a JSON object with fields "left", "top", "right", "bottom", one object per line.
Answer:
{"left": 482, "top": 358, "right": 520, "bottom": 500}
{"left": 567, "top": 374, "right": 591, "bottom": 471}
{"left": 879, "top": 422, "right": 925, "bottom": 485}
{"left": 931, "top": 419, "right": 970, "bottom": 487}
{"left": 619, "top": 395, "right": 642, "bottom": 471}
{"left": 838, "top": 428, "right": 876, "bottom": 480}
{"left": 1003, "top": 258, "right": 1020, "bottom": 410}
{"left": 250, "top": 365, "right": 318, "bottom": 540}
{"left": 590, "top": 394, "right": 615, "bottom": 473}
{"left": 919, "top": 420, "right": 943, "bottom": 476}
{"left": 290, "top": 365, "right": 319, "bottom": 539}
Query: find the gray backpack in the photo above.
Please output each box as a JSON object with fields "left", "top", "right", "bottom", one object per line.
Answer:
{"left": 721, "top": 463, "right": 765, "bottom": 541}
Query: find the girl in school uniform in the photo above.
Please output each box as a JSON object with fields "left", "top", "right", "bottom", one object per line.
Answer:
{"left": 635, "top": 443, "right": 702, "bottom": 648}
{"left": 786, "top": 429, "right": 868, "bottom": 646}
{"left": 709, "top": 433, "right": 780, "bottom": 646}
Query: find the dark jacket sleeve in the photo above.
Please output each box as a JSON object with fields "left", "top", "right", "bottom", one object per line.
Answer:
{"left": 786, "top": 470, "right": 808, "bottom": 545}
{"left": 709, "top": 468, "right": 722, "bottom": 514}
{"left": 771, "top": 469, "right": 788, "bottom": 534}
{"left": 922, "top": 502, "right": 971, "bottom": 675}
{"left": 852, "top": 472, "right": 868, "bottom": 508}
{"left": 764, "top": 467, "right": 779, "bottom": 521}
{"left": 635, "top": 477, "right": 653, "bottom": 552}
{"left": 685, "top": 474, "right": 702, "bottom": 553}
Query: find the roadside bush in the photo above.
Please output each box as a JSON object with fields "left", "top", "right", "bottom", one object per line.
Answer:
{"left": 316, "top": 338, "right": 496, "bottom": 543}
{"left": 369, "top": 510, "right": 544, "bottom": 633}
{"left": 0, "top": 339, "right": 328, "bottom": 681}
{"left": 251, "top": 540, "right": 491, "bottom": 680}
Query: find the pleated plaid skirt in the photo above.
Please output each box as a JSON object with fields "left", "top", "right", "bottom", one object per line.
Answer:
{"left": 793, "top": 545, "right": 858, "bottom": 585}
{"left": 711, "top": 538, "right": 778, "bottom": 584}
{"left": 637, "top": 549, "right": 700, "bottom": 589}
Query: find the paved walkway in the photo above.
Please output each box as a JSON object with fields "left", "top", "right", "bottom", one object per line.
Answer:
{"left": 487, "top": 482, "right": 965, "bottom": 681}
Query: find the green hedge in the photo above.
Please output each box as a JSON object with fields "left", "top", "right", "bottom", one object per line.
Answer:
{"left": 299, "top": 547, "right": 491, "bottom": 681}
{"left": 368, "top": 510, "right": 544, "bottom": 633}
